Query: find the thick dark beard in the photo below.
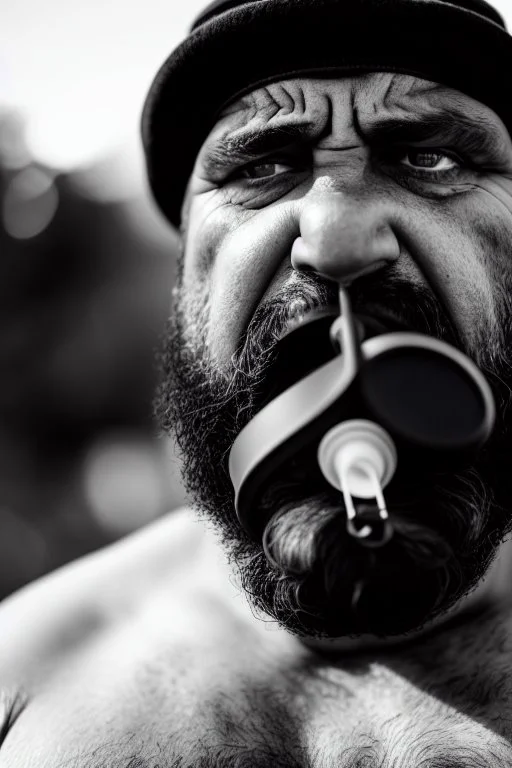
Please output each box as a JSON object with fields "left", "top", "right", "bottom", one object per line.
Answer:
{"left": 155, "top": 269, "right": 512, "bottom": 638}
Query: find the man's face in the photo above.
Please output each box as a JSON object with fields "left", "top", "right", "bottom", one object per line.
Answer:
{"left": 157, "top": 73, "right": 512, "bottom": 638}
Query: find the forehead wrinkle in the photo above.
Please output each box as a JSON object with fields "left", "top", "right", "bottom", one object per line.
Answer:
{"left": 267, "top": 81, "right": 303, "bottom": 116}
{"left": 219, "top": 74, "right": 508, "bottom": 138}
{"left": 339, "top": 74, "right": 509, "bottom": 149}
{"left": 367, "top": 78, "right": 510, "bottom": 148}
{"left": 220, "top": 80, "right": 315, "bottom": 122}
{"left": 214, "top": 79, "right": 332, "bottom": 142}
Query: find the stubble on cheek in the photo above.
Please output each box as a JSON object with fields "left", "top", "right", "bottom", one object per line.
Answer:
{"left": 420, "top": 187, "right": 512, "bottom": 366}
{"left": 465, "top": 194, "right": 512, "bottom": 364}
{"left": 179, "top": 204, "right": 229, "bottom": 354}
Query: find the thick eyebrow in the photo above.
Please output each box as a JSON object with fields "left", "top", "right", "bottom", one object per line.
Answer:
{"left": 425, "top": 753, "right": 512, "bottom": 768}
{"left": 359, "top": 109, "right": 507, "bottom": 162}
{"left": 202, "top": 123, "right": 316, "bottom": 174}
{"left": 203, "top": 107, "right": 508, "bottom": 176}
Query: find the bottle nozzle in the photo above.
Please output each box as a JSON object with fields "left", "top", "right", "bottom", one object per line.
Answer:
{"left": 318, "top": 420, "right": 397, "bottom": 547}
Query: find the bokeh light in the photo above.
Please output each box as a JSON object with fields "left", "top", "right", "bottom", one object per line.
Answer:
{"left": 0, "top": 111, "right": 31, "bottom": 169}
{"left": 1, "top": 0, "right": 208, "bottom": 177}
{"left": 3, "top": 166, "right": 59, "bottom": 239}
{"left": 83, "top": 434, "right": 170, "bottom": 535}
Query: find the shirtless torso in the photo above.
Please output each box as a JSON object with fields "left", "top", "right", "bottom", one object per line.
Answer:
{"left": 1, "top": 509, "right": 511, "bottom": 768}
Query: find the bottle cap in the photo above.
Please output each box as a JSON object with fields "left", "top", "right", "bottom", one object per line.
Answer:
{"left": 318, "top": 419, "right": 397, "bottom": 497}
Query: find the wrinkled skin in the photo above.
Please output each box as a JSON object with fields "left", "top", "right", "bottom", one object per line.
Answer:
{"left": 156, "top": 73, "right": 512, "bottom": 638}
{"left": 181, "top": 74, "right": 512, "bottom": 364}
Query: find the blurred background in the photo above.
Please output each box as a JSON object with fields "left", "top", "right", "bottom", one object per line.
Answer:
{"left": 1, "top": 0, "right": 512, "bottom": 598}
{"left": 0, "top": 0, "right": 211, "bottom": 598}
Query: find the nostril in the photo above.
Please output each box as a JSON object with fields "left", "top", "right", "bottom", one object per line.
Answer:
{"left": 291, "top": 235, "right": 335, "bottom": 277}
{"left": 290, "top": 236, "right": 309, "bottom": 267}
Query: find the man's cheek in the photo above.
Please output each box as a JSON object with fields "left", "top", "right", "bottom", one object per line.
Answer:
{"left": 205, "top": 205, "right": 300, "bottom": 365}
{"left": 180, "top": 200, "right": 263, "bottom": 364}
{"left": 473, "top": 212, "right": 512, "bottom": 288}
{"left": 183, "top": 196, "right": 236, "bottom": 279}
{"left": 467, "top": 189, "right": 512, "bottom": 336}
{"left": 477, "top": 176, "right": 512, "bottom": 218}
{"left": 403, "top": 194, "right": 504, "bottom": 358}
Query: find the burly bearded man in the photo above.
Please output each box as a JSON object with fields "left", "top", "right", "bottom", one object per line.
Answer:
{"left": 2, "top": 0, "right": 512, "bottom": 765}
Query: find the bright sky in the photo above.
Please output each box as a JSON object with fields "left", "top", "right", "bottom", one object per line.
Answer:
{"left": 0, "top": 0, "right": 205, "bottom": 175}
{"left": 2, "top": 0, "right": 512, "bottom": 183}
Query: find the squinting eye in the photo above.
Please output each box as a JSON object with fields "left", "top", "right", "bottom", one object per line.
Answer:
{"left": 239, "top": 161, "right": 293, "bottom": 179}
{"left": 400, "top": 150, "right": 459, "bottom": 171}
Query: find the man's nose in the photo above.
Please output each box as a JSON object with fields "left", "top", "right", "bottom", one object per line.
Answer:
{"left": 291, "top": 186, "right": 400, "bottom": 284}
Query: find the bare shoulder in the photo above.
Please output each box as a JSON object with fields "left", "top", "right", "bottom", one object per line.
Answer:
{"left": 0, "top": 507, "right": 211, "bottom": 687}
{"left": 0, "top": 511, "right": 291, "bottom": 768}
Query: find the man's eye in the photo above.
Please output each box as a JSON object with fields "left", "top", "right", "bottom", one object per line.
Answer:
{"left": 239, "top": 161, "right": 294, "bottom": 180}
{"left": 399, "top": 149, "right": 460, "bottom": 172}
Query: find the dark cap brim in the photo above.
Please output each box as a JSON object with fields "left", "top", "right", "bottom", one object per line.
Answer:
{"left": 142, "top": 0, "right": 512, "bottom": 227}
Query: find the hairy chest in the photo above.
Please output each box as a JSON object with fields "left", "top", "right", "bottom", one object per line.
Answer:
{"left": 2, "top": 618, "right": 512, "bottom": 768}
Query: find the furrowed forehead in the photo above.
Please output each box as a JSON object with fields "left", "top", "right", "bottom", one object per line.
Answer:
{"left": 196, "top": 74, "right": 511, "bottom": 168}
{"left": 216, "top": 74, "right": 507, "bottom": 125}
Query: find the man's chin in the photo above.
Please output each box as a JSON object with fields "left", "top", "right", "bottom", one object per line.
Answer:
{"left": 227, "top": 473, "right": 495, "bottom": 639}
{"left": 234, "top": 542, "right": 481, "bottom": 640}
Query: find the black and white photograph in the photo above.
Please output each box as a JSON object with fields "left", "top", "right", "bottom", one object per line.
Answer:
{"left": 2, "top": 0, "right": 512, "bottom": 765}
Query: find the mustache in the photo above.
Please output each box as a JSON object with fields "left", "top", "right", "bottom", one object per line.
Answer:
{"left": 237, "top": 269, "right": 463, "bottom": 379}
